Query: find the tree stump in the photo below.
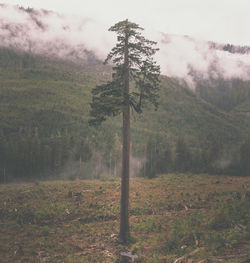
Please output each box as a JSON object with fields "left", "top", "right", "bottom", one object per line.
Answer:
{"left": 120, "top": 252, "right": 138, "bottom": 262}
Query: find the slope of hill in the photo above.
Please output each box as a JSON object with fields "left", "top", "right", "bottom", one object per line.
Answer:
{"left": 0, "top": 46, "right": 250, "bottom": 179}
{"left": 234, "top": 97, "right": 250, "bottom": 114}
{"left": 1, "top": 47, "right": 250, "bottom": 143}
{"left": 134, "top": 76, "right": 250, "bottom": 146}
{"left": 195, "top": 78, "right": 250, "bottom": 112}
{"left": 0, "top": 47, "right": 107, "bottom": 135}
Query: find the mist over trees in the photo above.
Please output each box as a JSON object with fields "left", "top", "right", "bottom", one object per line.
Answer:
{"left": 142, "top": 135, "right": 250, "bottom": 178}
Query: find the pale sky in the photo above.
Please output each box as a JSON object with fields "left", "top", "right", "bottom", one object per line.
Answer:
{"left": 3, "top": 0, "right": 250, "bottom": 46}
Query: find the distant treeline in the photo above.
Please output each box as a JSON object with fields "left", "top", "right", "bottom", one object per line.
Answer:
{"left": 0, "top": 129, "right": 92, "bottom": 182}
{"left": 142, "top": 135, "right": 250, "bottom": 178}
{"left": 1, "top": 128, "right": 249, "bottom": 183}
{"left": 0, "top": 126, "right": 122, "bottom": 183}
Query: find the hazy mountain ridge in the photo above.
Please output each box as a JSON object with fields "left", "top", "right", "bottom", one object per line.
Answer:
{"left": 0, "top": 3, "right": 250, "bottom": 140}
{"left": 0, "top": 46, "right": 249, "bottom": 144}
{"left": 0, "top": 4, "right": 101, "bottom": 65}
{"left": 0, "top": 4, "right": 250, "bottom": 133}
{"left": 0, "top": 46, "right": 250, "bottom": 179}
{"left": 209, "top": 42, "right": 250, "bottom": 55}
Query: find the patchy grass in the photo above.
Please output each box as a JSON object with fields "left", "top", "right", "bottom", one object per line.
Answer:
{"left": 0, "top": 174, "right": 249, "bottom": 262}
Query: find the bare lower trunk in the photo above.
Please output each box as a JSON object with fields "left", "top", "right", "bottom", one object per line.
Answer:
{"left": 120, "top": 105, "right": 130, "bottom": 242}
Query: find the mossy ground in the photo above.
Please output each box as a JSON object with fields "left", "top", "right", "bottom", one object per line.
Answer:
{"left": 0, "top": 174, "right": 249, "bottom": 262}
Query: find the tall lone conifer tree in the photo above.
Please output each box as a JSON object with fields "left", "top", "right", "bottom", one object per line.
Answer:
{"left": 89, "top": 19, "right": 160, "bottom": 242}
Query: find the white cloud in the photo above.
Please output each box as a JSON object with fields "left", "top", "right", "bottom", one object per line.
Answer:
{"left": 158, "top": 34, "right": 250, "bottom": 88}
{"left": 0, "top": 4, "right": 114, "bottom": 60}
{"left": 3, "top": 0, "right": 250, "bottom": 45}
{"left": 0, "top": 3, "right": 250, "bottom": 88}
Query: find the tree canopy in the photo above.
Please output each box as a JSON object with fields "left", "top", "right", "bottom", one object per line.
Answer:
{"left": 89, "top": 19, "right": 160, "bottom": 125}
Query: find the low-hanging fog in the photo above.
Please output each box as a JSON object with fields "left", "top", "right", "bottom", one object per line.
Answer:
{"left": 1, "top": 4, "right": 250, "bottom": 89}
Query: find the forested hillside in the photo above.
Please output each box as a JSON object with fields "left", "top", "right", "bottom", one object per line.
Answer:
{"left": 0, "top": 46, "right": 250, "bottom": 181}
{"left": 196, "top": 78, "right": 250, "bottom": 112}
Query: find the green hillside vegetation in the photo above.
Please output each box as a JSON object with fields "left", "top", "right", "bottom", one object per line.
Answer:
{"left": 0, "top": 47, "right": 109, "bottom": 133}
{"left": 0, "top": 47, "right": 250, "bottom": 180}
{"left": 234, "top": 97, "right": 250, "bottom": 113}
{"left": 196, "top": 78, "right": 250, "bottom": 112}
{"left": 0, "top": 174, "right": 249, "bottom": 262}
{"left": 136, "top": 76, "right": 250, "bottom": 145}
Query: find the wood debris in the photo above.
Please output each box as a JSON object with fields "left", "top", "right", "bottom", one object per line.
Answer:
{"left": 120, "top": 251, "right": 138, "bottom": 262}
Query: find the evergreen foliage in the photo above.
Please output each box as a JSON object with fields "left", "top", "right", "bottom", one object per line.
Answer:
{"left": 89, "top": 20, "right": 160, "bottom": 125}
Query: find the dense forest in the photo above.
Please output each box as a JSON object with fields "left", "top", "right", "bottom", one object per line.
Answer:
{"left": 0, "top": 47, "right": 250, "bottom": 182}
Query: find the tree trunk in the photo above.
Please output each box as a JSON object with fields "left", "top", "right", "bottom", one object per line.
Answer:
{"left": 120, "top": 28, "right": 130, "bottom": 242}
